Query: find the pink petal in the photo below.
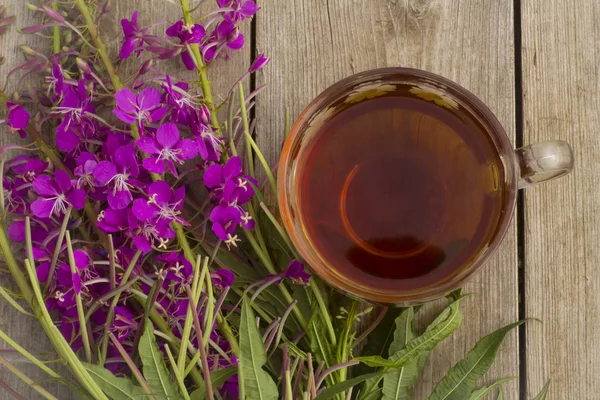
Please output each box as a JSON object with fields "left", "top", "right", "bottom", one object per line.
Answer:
{"left": 203, "top": 164, "right": 223, "bottom": 188}
{"left": 113, "top": 109, "right": 136, "bottom": 124}
{"left": 93, "top": 161, "right": 118, "bottom": 186}
{"left": 133, "top": 235, "right": 152, "bottom": 252}
{"left": 150, "top": 107, "right": 167, "bottom": 123}
{"left": 119, "top": 38, "right": 135, "bottom": 59}
{"left": 54, "top": 170, "right": 72, "bottom": 192}
{"left": 36, "top": 262, "right": 51, "bottom": 282}
{"left": 108, "top": 189, "right": 132, "bottom": 210}
{"left": 67, "top": 189, "right": 86, "bottom": 210}
{"left": 73, "top": 250, "right": 90, "bottom": 270}
{"left": 31, "top": 198, "right": 54, "bottom": 218}
{"left": 148, "top": 180, "right": 172, "bottom": 205}
{"left": 142, "top": 157, "right": 166, "bottom": 174}
{"left": 56, "top": 128, "right": 80, "bottom": 153}
{"left": 156, "top": 123, "right": 180, "bottom": 148}
{"left": 32, "top": 176, "right": 57, "bottom": 196}
{"left": 137, "top": 87, "right": 161, "bottom": 111}
{"left": 223, "top": 156, "right": 242, "bottom": 180}
{"left": 135, "top": 137, "right": 160, "bottom": 155}
{"left": 132, "top": 198, "right": 159, "bottom": 221}
{"left": 115, "top": 89, "right": 138, "bottom": 113}
{"left": 175, "top": 139, "right": 198, "bottom": 160}
{"left": 8, "top": 221, "right": 26, "bottom": 242}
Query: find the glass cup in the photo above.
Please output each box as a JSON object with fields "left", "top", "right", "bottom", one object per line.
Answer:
{"left": 278, "top": 68, "right": 574, "bottom": 304}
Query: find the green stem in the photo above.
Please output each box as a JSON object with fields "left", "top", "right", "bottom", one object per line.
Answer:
{"left": 51, "top": 3, "right": 60, "bottom": 54}
{"left": 310, "top": 282, "right": 337, "bottom": 346}
{"left": 66, "top": 232, "right": 92, "bottom": 363}
{"left": 0, "top": 329, "right": 60, "bottom": 379}
{"left": 0, "top": 355, "right": 58, "bottom": 400}
{"left": 73, "top": 0, "right": 122, "bottom": 91}
{"left": 239, "top": 84, "right": 255, "bottom": 178}
{"left": 0, "top": 222, "right": 34, "bottom": 307}
{"left": 180, "top": 0, "right": 221, "bottom": 135}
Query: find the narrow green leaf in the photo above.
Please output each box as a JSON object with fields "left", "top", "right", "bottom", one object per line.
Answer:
{"left": 383, "top": 307, "right": 429, "bottom": 400}
{"left": 0, "top": 286, "right": 33, "bottom": 316}
{"left": 497, "top": 386, "right": 504, "bottom": 400}
{"left": 467, "top": 377, "right": 516, "bottom": 400}
{"left": 427, "top": 321, "right": 525, "bottom": 400}
{"left": 314, "top": 372, "right": 384, "bottom": 400}
{"left": 140, "top": 321, "right": 183, "bottom": 400}
{"left": 238, "top": 296, "right": 279, "bottom": 400}
{"left": 83, "top": 362, "right": 148, "bottom": 400}
{"left": 533, "top": 381, "right": 550, "bottom": 400}
{"left": 355, "top": 356, "right": 400, "bottom": 368}
{"left": 189, "top": 367, "right": 237, "bottom": 400}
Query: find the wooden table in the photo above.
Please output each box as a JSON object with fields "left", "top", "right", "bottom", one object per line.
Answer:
{"left": 0, "top": 1, "right": 597, "bottom": 399}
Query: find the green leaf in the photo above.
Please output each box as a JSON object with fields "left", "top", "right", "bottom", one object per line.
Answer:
{"left": 83, "top": 362, "right": 148, "bottom": 400}
{"left": 189, "top": 367, "right": 237, "bottom": 400}
{"left": 467, "top": 377, "right": 516, "bottom": 400}
{"left": 427, "top": 321, "right": 524, "bottom": 400}
{"left": 390, "top": 299, "right": 463, "bottom": 370}
{"left": 497, "top": 386, "right": 504, "bottom": 400}
{"left": 238, "top": 296, "right": 279, "bottom": 400}
{"left": 355, "top": 356, "right": 401, "bottom": 368}
{"left": 139, "top": 321, "right": 182, "bottom": 400}
{"left": 533, "top": 381, "right": 550, "bottom": 399}
{"left": 314, "top": 372, "right": 384, "bottom": 400}
{"left": 383, "top": 307, "right": 429, "bottom": 400}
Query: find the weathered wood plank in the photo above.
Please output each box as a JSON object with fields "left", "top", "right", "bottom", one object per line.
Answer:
{"left": 0, "top": 1, "right": 249, "bottom": 398}
{"left": 256, "top": 0, "right": 519, "bottom": 398}
{"left": 522, "top": 1, "right": 600, "bottom": 398}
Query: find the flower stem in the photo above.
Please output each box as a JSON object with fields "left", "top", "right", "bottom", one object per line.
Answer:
{"left": 73, "top": 0, "right": 122, "bottom": 91}
{"left": 47, "top": 207, "right": 72, "bottom": 291}
{"left": 0, "top": 221, "right": 34, "bottom": 307}
{"left": 51, "top": 2, "right": 60, "bottom": 54}
{"left": 180, "top": 0, "right": 221, "bottom": 136}
{"left": 0, "top": 355, "right": 58, "bottom": 400}
{"left": 65, "top": 231, "right": 93, "bottom": 363}
{"left": 239, "top": 84, "right": 255, "bottom": 178}
{"left": 310, "top": 282, "right": 337, "bottom": 346}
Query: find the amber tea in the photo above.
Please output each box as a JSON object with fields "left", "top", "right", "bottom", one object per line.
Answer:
{"left": 296, "top": 87, "right": 509, "bottom": 292}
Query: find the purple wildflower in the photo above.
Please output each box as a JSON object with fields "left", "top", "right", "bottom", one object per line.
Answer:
{"left": 110, "top": 306, "right": 137, "bottom": 342}
{"left": 249, "top": 53, "right": 270, "bottom": 73}
{"left": 166, "top": 20, "right": 206, "bottom": 70}
{"left": 209, "top": 204, "right": 254, "bottom": 247}
{"left": 113, "top": 87, "right": 167, "bottom": 130}
{"left": 136, "top": 123, "right": 197, "bottom": 176}
{"left": 192, "top": 108, "right": 222, "bottom": 162}
{"left": 119, "top": 11, "right": 146, "bottom": 59}
{"left": 54, "top": 81, "right": 97, "bottom": 152}
{"left": 280, "top": 260, "right": 311, "bottom": 285}
{"left": 217, "top": 0, "right": 258, "bottom": 22}
{"left": 132, "top": 180, "right": 188, "bottom": 226}
{"left": 5, "top": 102, "right": 30, "bottom": 138}
{"left": 93, "top": 144, "right": 141, "bottom": 209}
{"left": 45, "top": 62, "right": 65, "bottom": 100}
{"left": 31, "top": 170, "right": 86, "bottom": 218}
{"left": 202, "top": 20, "right": 245, "bottom": 62}
{"left": 203, "top": 156, "right": 255, "bottom": 205}
{"left": 211, "top": 269, "right": 235, "bottom": 291}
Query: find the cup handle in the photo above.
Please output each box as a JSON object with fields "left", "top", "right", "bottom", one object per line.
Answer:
{"left": 515, "top": 140, "right": 574, "bottom": 189}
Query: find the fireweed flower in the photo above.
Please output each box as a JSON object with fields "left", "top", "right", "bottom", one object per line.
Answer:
{"left": 54, "top": 81, "right": 97, "bottom": 152}
{"left": 45, "top": 62, "right": 65, "bottom": 100}
{"left": 162, "top": 76, "right": 197, "bottom": 125}
{"left": 109, "top": 306, "right": 137, "bottom": 342}
{"left": 93, "top": 144, "right": 141, "bottom": 209}
{"left": 158, "top": 252, "right": 192, "bottom": 293}
{"left": 202, "top": 20, "right": 245, "bottom": 61}
{"left": 204, "top": 156, "right": 255, "bottom": 205}
{"left": 5, "top": 102, "right": 30, "bottom": 138}
{"left": 113, "top": 87, "right": 167, "bottom": 130}
{"left": 132, "top": 180, "right": 188, "bottom": 226}
{"left": 279, "top": 260, "right": 311, "bottom": 285}
{"left": 166, "top": 20, "right": 206, "bottom": 70}
{"left": 249, "top": 53, "right": 270, "bottom": 73}
{"left": 31, "top": 170, "right": 86, "bottom": 218}
{"left": 135, "top": 123, "right": 197, "bottom": 176}
{"left": 119, "top": 11, "right": 146, "bottom": 59}
{"left": 217, "top": 0, "right": 258, "bottom": 22}
{"left": 192, "top": 108, "right": 222, "bottom": 162}
{"left": 74, "top": 152, "right": 98, "bottom": 190}
{"left": 211, "top": 269, "right": 235, "bottom": 291}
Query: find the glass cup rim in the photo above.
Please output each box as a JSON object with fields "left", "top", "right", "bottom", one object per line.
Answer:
{"left": 278, "top": 67, "right": 518, "bottom": 304}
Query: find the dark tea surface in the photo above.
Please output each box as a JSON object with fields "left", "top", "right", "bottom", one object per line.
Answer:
{"left": 298, "top": 90, "right": 507, "bottom": 291}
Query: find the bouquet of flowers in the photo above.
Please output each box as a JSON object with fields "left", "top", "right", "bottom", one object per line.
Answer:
{"left": 0, "top": 1, "right": 548, "bottom": 399}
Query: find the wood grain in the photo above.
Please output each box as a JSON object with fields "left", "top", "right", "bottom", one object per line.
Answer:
{"left": 256, "top": 0, "right": 519, "bottom": 398}
{"left": 522, "top": 0, "right": 600, "bottom": 398}
{"left": 0, "top": 1, "right": 249, "bottom": 398}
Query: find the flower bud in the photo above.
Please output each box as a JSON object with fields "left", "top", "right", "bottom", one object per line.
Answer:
{"left": 76, "top": 57, "right": 92, "bottom": 74}
{"left": 20, "top": 45, "right": 36, "bottom": 56}
{"left": 42, "top": 6, "right": 65, "bottom": 24}
{"left": 20, "top": 24, "right": 45, "bottom": 34}
{"left": 25, "top": 4, "right": 39, "bottom": 11}
{"left": 139, "top": 59, "right": 154, "bottom": 75}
